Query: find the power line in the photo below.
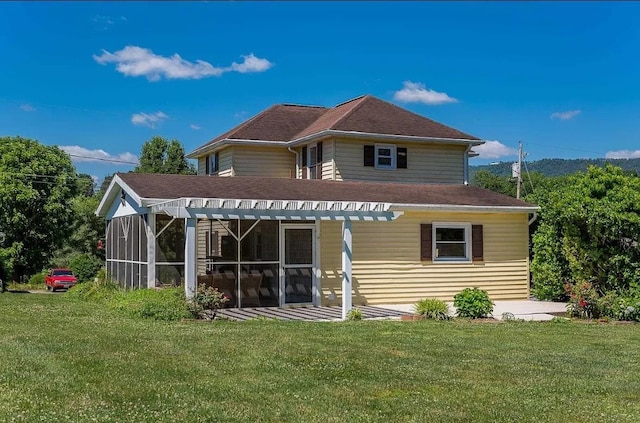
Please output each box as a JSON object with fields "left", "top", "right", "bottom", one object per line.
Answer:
{"left": 66, "top": 153, "right": 138, "bottom": 165}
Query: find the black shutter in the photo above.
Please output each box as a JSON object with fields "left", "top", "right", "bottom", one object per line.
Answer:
{"left": 317, "top": 142, "right": 323, "bottom": 179}
{"left": 205, "top": 155, "right": 210, "bottom": 175}
{"left": 364, "top": 145, "right": 375, "bottom": 166}
{"left": 301, "top": 146, "right": 308, "bottom": 179}
{"left": 397, "top": 147, "right": 407, "bottom": 169}
{"left": 420, "top": 224, "right": 433, "bottom": 261}
{"left": 214, "top": 151, "right": 220, "bottom": 172}
{"left": 472, "top": 225, "right": 484, "bottom": 261}
{"left": 317, "top": 142, "right": 323, "bottom": 162}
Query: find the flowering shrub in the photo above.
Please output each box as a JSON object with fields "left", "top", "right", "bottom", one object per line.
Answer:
{"left": 187, "top": 284, "right": 229, "bottom": 319}
{"left": 598, "top": 292, "right": 640, "bottom": 322}
{"left": 566, "top": 281, "right": 600, "bottom": 319}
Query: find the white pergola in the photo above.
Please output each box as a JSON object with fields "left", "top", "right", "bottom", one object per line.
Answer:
{"left": 149, "top": 197, "right": 403, "bottom": 320}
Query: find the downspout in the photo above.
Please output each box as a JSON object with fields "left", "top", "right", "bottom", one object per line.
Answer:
{"left": 287, "top": 146, "right": 299, "bottom": 178}
{"left": 463, "top": 144, "right": 472, "bottom": 185}
{"left": 528, "top": 212, "right": 538, "bottom": 226}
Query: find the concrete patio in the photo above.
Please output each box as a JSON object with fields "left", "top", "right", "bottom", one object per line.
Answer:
{"left": 378, "top": 300, "right": 569, "bottom": 321}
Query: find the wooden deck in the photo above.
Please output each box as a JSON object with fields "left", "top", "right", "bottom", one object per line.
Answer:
{"left": 216, "top": 305, "right": 406, "bottom": 321}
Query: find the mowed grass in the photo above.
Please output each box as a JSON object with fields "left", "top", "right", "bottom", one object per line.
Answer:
{"left": 1, "top": 294, "right": 639, "bottom": 423}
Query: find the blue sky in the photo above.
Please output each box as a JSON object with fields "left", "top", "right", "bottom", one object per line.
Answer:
{"left": 1, "top": 1, "right": 640, "bottom": 184}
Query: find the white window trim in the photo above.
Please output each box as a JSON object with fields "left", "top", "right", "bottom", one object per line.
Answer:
{"left": 432, "top": 222, "right": 472, "bottom": 263}
{"left": 375, "top": 143, "right": 396, "bottom": 170}
{"left": 307, "top": 143, "right": 319, "bottom": 179}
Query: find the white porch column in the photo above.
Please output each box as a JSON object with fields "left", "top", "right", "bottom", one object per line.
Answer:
{"left": 146, "top": 213, "right": 156, "bottom": 289}
{"left": 184, "top": 217, "right": 197, "bottom": 299}
{"left": 341, "top": 219, "right": 353, "bottom": 320}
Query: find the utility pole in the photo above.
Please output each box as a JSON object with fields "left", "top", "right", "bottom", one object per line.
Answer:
{"left": 516, "top": 141, "right": 523, "bottom": 199}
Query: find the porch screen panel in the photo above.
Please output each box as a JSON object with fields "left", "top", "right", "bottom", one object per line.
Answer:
{"left": 155, "top": 215, "right": 186, "bottom": 288}
{"left": 106, "top": 215, "right": 148, "bottom": 289}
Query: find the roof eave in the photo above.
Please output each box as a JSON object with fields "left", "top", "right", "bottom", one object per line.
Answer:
{"left": 95, "top": 175, "right": 145, "bottom": 217}
{"left": 186, "top": 139, "right": 290, "bottom": 158}
{"left": 289, "top": 130, "right": 485, "bottom": 147}
{"left": 390, "top": 203, "right": 539, "bottom": 213}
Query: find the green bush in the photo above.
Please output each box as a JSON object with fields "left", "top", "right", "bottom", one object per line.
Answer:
{"left": 453, "top": 287, "right": 494, "bottom": 318}
{"left": 67, "top": 279, "right": 121, "bottom": 304}
{"left": 414, "top": 298, "right": 451, "bottom": 320}
{"left": 346, "top": 308, "right": 363, "bottom": 321}
{"left": 110, "top": 288, "right": 191, "bottom": 321}
{"left": 69, "top": 253, "right": 102, "bottom": 283}
{"left": 187, "top": 284, "right": 229, "bottom": 319}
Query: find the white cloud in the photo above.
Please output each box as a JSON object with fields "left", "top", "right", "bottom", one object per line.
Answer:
{"left": 550, "top": 109, "right": 581, "bottom": 120}
{"left": 93, "top": 46, "right": 273, "bottom": 81}
{"left": 605, "top": 149, "right": 640, "bottom": 159}
{"left": 473, "top": 140, "right": 517, "bottom": 159}
{"left": 228, "top": 53, "right": 273, "bottom": 73}
{"left": 20, "top": 104, "right": 36, "bottom": 112}
{"left": 131, "top": 111, "right": 168, "bottom": 128}
{"left": 59, "top": 145, "right": 139, "bottom": 165}
{"left": 190, "top": 124, "right": 201, "bottom": 130}
{"left": 393, "top": 81, "right": 458, "bottom": 105}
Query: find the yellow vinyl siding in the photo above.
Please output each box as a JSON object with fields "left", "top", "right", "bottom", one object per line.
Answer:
{"left": 197, "top": 157, "right": 206, "bottom": 175}
{"left": 321, "top": 140, "right": 335, "bottom": 180}
{"left": 218, "top": 148, "right": 234, "bottom": 176}
{"left": 319, "top": 211, "right": 529, "bottom": 306}
{"left": 232, "top": 146, "right": 295, "bottom": 178}
{"left": 333, "top": 139, "right": 465, "bottom": 184}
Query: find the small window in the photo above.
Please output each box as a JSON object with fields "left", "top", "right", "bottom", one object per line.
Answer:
{"left": 208, "top": 152, "right": 219, "bottom": 175}
{"left": 433, "top": 223, "right": 471, "bottom": 262}
{"left": 305, "top": 142, "right": 323, "bottom": 179}
{"left": 375, "top": 144, "right": 396, "bottom": 169}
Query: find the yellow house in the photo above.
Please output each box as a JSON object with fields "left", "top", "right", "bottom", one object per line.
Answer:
{"left": 97, "top": 95, "right": 537, "bottom": 319}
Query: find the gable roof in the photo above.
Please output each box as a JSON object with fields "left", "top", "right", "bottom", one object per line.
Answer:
{"left": 188, "top": 95, "right": 480, "bottom": 157}
{"left": 96, "top": 173, "right": 537, "bottom": 217}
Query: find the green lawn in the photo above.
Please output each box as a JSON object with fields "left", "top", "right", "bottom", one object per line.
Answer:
{"left": 1, "top": 294, "right": 639, "bottom": 423}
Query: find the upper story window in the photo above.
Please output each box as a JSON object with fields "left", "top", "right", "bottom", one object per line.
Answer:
{"left": 301, "top": 142, "right": 323, "bottom": 179}
{"left": 375, "top": 144, "right": 396, "bottom": 169}
{"left": 364, "top": 144, "right": 407, "bottom": 170}
{"left": 205, "top": 151, "right": 219, "bottom": 175}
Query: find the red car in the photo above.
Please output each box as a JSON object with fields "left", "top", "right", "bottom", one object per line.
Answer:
{"left": 45, "top": 268, "right": 78, "bottom": 292}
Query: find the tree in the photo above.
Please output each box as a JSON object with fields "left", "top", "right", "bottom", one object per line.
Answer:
{"left": 530, "top": 165, "right": 640, "bottom": 300}
{"left": 0, "top": 136, "right": 79, "bottom": 280}
{"left": 135, "top": 136, "right": 195, "bottom": 174}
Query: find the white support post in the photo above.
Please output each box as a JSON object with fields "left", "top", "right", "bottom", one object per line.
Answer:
{"left": 341, "top": 219, "right": 353, "bottom": 320}
{"left": 146, "top": 214, "right": 156, "bottom": 289}
{"left": 184, "top": 217, "right": 197, "bottom": 299}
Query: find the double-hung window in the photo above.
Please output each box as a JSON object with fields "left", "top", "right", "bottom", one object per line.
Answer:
{"left": 206, "top": 152, "right": 219, "bottom": 175}
{"left": 375, "top": 144, "right": 396, "bottom": 169}
{"left": 302, "top": 142, "right": 322, "bottom": 179}
{"left": 433, "top": 223, "right": 471, "bottom": 262}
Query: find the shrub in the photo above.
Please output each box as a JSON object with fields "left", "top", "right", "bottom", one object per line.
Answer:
{"left": 414, "top": 298, "right": 451, "bottom": 320}
{"left": 110, "top": 288, "right": 191, "bottom": 321}
{"left": 28, "top": 272, "right": 47, "bottom": 287}
{"left": 69, "top": 253, "right": 103, "bottom": 283}
{"left": 566, "top": 281, "right": 600, "bottom": 319}
{"left": 67, "top": 279, "right": 121, "bottom": 304}
{"left": 346, "top": 308, "right": 363, "bottom": 321}
{"left": 453, "top": 287, "right": 494, "bottom": 318}
{"left": 187, "top": 284, "right": 229, "bottom": 319}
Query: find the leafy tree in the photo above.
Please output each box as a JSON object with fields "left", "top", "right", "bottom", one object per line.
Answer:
{"left": 77, "top": 173, "right": 96, "bottom": 197}
{"left": 530, "top": 165, "right": 640, "bottom": 300}
{"left": 134, "top": 136, "right": 195, "bottom": 174}
{"left": 0, "top": 136, "right": 79, "bottom": 280}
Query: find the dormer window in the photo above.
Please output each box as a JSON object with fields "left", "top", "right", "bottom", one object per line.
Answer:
{"left": 205, "top": 151, "right": 219, "bottom": 175}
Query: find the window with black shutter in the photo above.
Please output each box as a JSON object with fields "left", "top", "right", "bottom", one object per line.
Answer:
{"left": 301, "top": 146, "right": 308, "bottom": 179}
{"left": 364, "top": 145, "right": 375, "bottom": 166}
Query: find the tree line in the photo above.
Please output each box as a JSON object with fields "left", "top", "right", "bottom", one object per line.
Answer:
{"left": 0, "top": 135, "right": 194, "bottom": 283}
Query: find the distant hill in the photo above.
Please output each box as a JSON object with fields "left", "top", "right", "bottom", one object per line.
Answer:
{"left": 471, "top": 158, "right": 640, "bottom": 178}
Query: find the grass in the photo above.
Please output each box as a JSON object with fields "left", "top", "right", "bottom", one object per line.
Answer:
{"left": 0, "top": 294, "right": 639, "bottom": 422}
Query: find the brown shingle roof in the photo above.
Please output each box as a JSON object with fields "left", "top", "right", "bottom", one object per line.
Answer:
{"left": 194, "top": 95, "right": 479, "bottom": 153}
{"left": 119, "top": 173, "right": 535, "bottom": 209}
